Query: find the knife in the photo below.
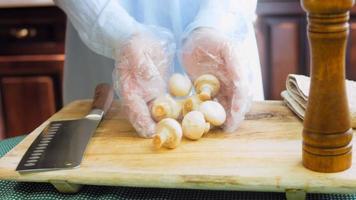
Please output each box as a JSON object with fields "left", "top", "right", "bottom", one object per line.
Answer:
{"left": 16, "top": 83, "right": 114, "bottom": 172}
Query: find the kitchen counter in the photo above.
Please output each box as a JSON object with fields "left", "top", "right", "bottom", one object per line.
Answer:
{"left": 0, "top": 0, "right": 53, "bottom": 8}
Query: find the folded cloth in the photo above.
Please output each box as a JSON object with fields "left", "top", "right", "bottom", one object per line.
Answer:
{"left": 281, "top": 74, "right": 356, "bottom": 128}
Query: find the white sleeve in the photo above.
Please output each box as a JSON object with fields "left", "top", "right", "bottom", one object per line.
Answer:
{"left": 54, "top": 0, "right": 139, "bottom": 59}
{"left": 182, "top": 0, "right": 257, "bottom": 39}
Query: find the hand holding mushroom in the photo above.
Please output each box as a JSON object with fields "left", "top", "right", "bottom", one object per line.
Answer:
{"left": 181, "top": 28, "right": 253, "bottom": 132}
{"left": 151, "top": 73, "right": 227, "bottom": 148}
{"left": 113, "top": 27, "right": 175, "bottom": 138}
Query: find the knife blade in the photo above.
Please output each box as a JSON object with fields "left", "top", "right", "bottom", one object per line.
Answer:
{"left": 16, "top": 83, "right": 114, "bottom": 172}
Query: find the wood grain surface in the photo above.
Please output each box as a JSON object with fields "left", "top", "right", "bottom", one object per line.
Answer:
{"left": 0, "top": 100, "right": 355, "bottom": 194}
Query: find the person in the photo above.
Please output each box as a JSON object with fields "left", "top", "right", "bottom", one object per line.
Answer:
{"left": 54, "top": 0, "right": 264, "bottom": 138}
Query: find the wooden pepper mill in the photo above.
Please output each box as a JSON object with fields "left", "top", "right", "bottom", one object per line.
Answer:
{"left": 301, "top": 0, "right": 354, "bottom": 172}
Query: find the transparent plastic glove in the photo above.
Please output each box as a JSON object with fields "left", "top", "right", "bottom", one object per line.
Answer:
{"left": 181, "top": 28, "right": 253, "bottom": 132}
{"left": 113, "top": 26, "right": 175, "bottom": 138}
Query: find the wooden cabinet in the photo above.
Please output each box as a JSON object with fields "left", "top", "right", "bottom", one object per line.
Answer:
{"left": 1, "top": 76, "right": 56, "bottom": 136}
{"left": 256, "top": 0, "right": 308, "bottom": 100}
{"left": 0, "top": 7, "right": 65, "bottom": 139}
{"left": 347, "top": 20, "right": 356, "bottom": 80}
{"left": 256, "top": 0, "right": 356, "bottom": 99}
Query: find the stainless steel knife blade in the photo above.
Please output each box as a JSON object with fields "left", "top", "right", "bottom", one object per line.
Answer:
{"left": 16, "top": 84, "right": 114, "bottom": 172}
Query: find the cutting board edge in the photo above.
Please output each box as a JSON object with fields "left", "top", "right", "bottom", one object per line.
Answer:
{"left": 1, "top": 170, "right": 356, "bottom": 194}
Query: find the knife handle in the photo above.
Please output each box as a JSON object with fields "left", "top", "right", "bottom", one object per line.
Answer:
{"left": 92, "top": 83, "right": 114, "bottom": 115}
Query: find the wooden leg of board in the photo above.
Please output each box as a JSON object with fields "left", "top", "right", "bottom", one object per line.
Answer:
{"left": 285, "top": 189, "right": 306, "bottom": 200}
{"left": 49, "top": 180, "right": 83, "bottom": 193}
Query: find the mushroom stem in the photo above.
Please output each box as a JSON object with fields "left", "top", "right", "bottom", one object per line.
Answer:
{"left": 199, "top": 85, "right": 213, "bottom": 101}
{"left": 194, "top": 74, "right": 220, "bottom": 101}
{"left": 183, "top": 98, "right": 194, "bottom": 112}
{"left": 182, "top": 95, "right": 202, "bottom": 116}
{"left": 153, "top": 128, "right": 170, "bottom": 149}
{"left": 153, "top": 118, "right": 182, "bottom": 149}
{"left": 153, "top": 105, "right": 169, "bottom": 120}
{"left": 151, "top": 95, "right": 181, "bottom": 122}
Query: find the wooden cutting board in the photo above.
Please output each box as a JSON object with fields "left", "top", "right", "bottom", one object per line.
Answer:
{"left": 0, "top": 100, "right": 355, "bottom": 200}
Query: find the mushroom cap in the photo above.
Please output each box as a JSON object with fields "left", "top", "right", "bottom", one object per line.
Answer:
{"left": 151, "top": 95, "right": 181, "bottom": 121}
{"left": 182, "top": 111, "right": 207, "bottom": 140}
{"left": 194, "top": 74, "right": 220, "bottom": 99}
{"left": 169, "top": 73, "right": 192, "bottom": 97}
{"left": 155, "top": 118, "right": 182, "bottom": 148}
{"left": 199, "top": 101, "right": 226, "bottom": 126}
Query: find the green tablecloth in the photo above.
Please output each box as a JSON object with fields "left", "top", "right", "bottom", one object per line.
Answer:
{"left": 0, "top": 136, "right": 355, "bottom": 200}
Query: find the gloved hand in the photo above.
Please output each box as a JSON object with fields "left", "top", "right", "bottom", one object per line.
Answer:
{"left": 113, "top": 26, "right": 175, "bottom": 138}
{"left": 180, "top": 28, "right": 253, "bottom": 132}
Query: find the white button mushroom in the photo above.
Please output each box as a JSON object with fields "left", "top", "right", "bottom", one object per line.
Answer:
{"left": 199, "top": 101, "right": 226, "bottom": 126}
{"left": 151, "top": 94, "right": 181, "bottom": 122}
{"left": 182, "top": 111, "right": 210, "bottom": 140}
{"left": 181, "top": 95, "right": 202, "bottom": 116}
{"left": 152, "top": 118, "right": 183, "bottom": 149}
{"left": 169, "top": 73, "right": 192, "bottom": 97}
{"left": 194, "top": 74, "right": 220, "bottom": 101}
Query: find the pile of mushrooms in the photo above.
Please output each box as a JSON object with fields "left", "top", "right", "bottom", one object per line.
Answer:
{"left": 151, "top": 73, "right": 226, "bottom": 149}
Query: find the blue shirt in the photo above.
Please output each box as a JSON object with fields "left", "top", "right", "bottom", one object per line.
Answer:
{"left": 54, "top": 0, "right": 263, "bottom": 103}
